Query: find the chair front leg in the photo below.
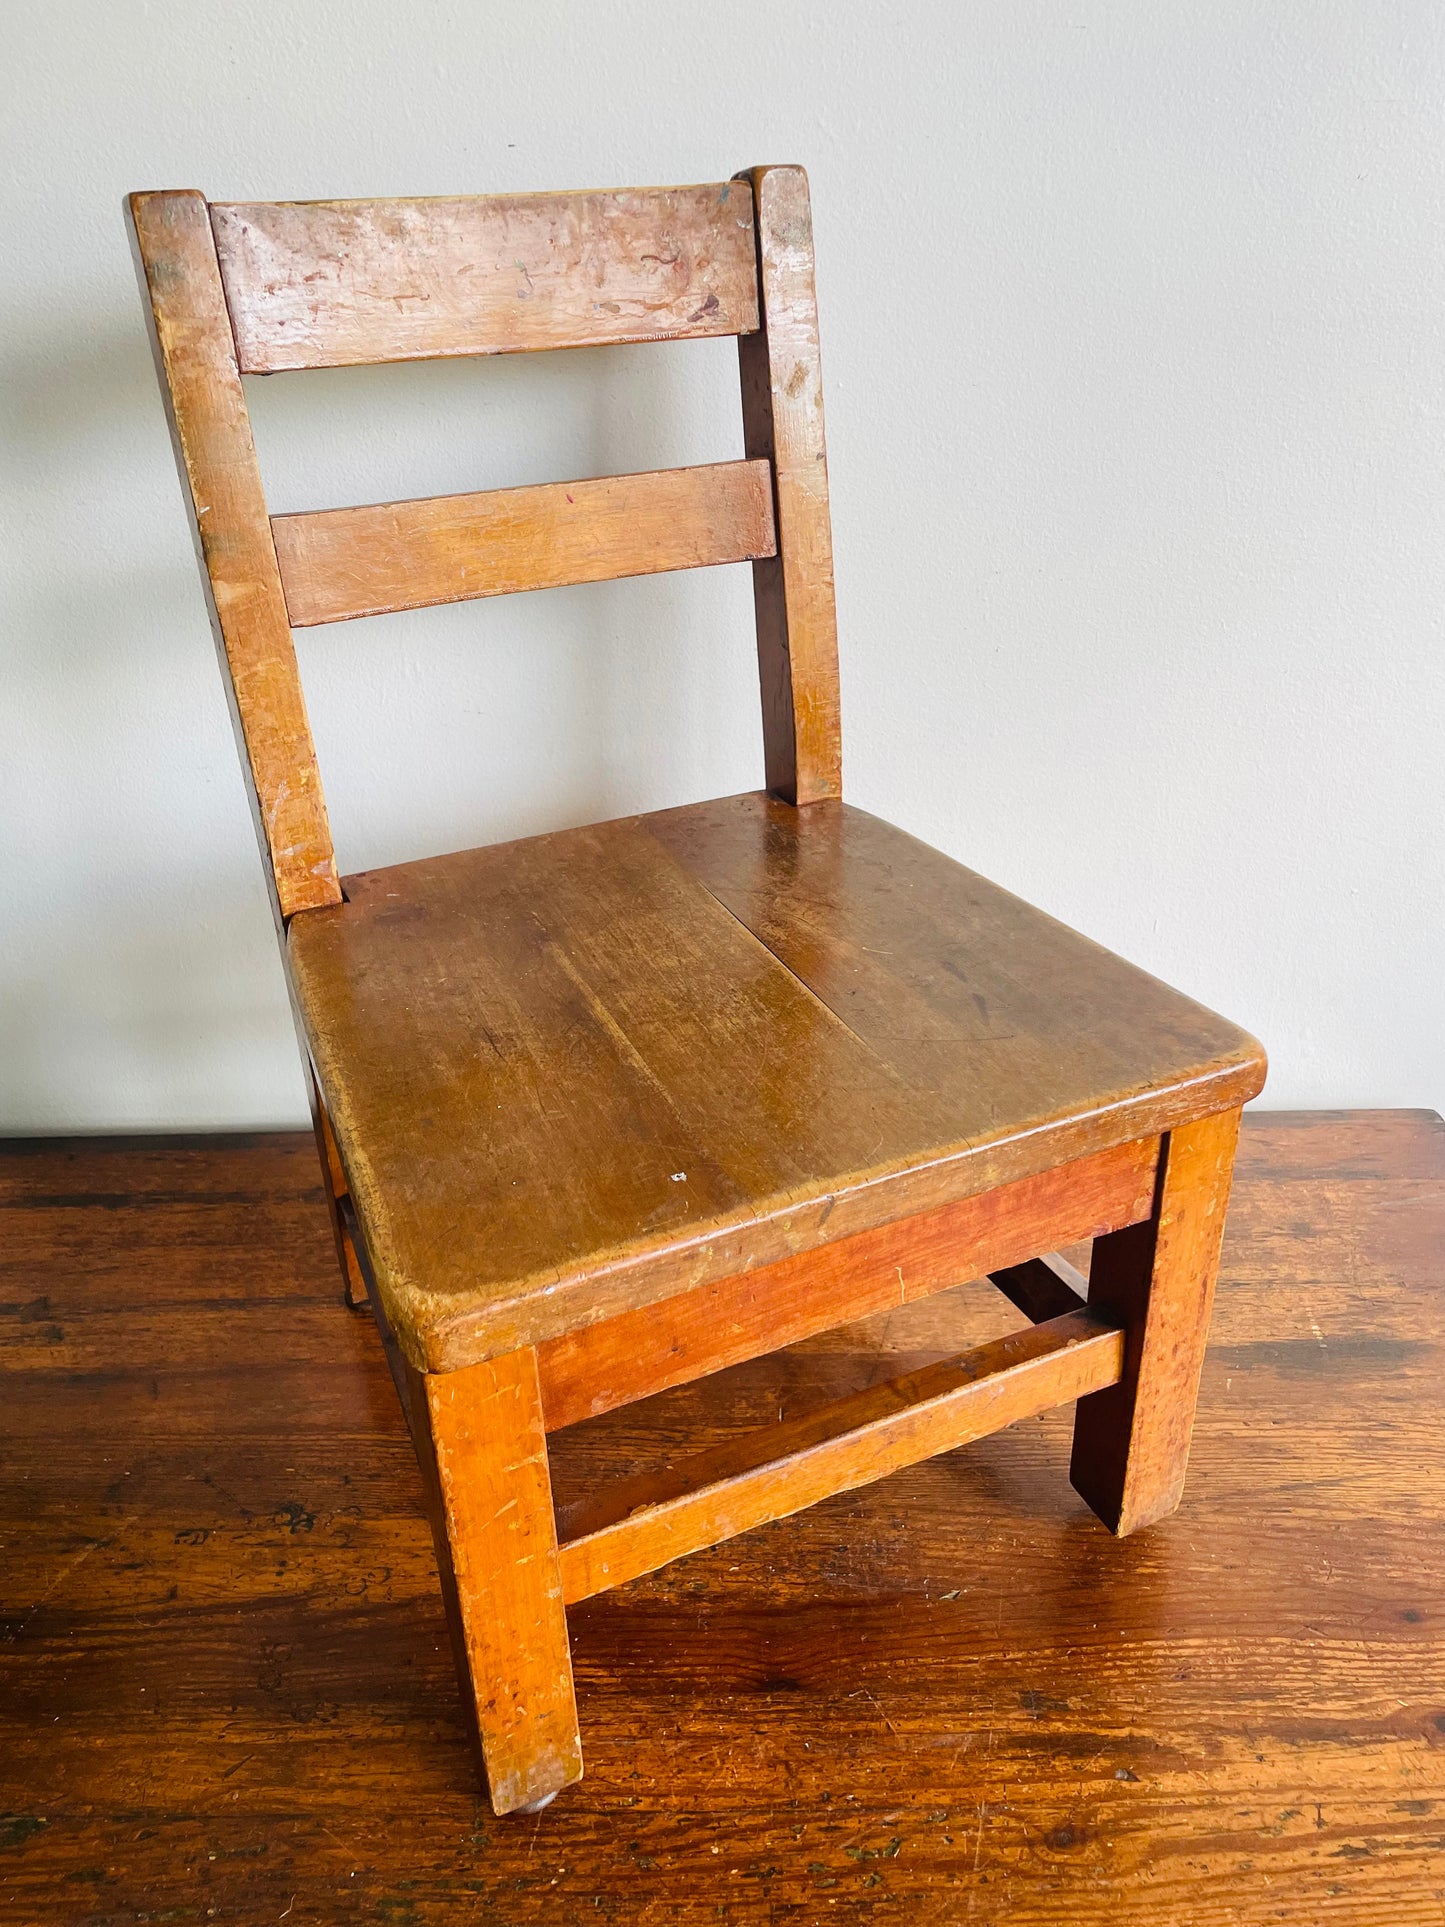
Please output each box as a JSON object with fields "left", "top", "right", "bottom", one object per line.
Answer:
{"left": 408, "top": 1345, "right": 583, "bottom": 1814}
{"left": 1070, "top": 1107, "right": 1242, "bottom": 1536}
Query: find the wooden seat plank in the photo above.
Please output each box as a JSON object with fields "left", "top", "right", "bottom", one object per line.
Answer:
{"left": 644, "top": 791, "right": 1263, "bottom": 1128}
{"left": 287, "top": 794, "right": 1264, "bottom": 1372}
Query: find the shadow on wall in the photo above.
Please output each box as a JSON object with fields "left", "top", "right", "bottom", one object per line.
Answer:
{"left": 3, "top": 297, "right": 761, "bottom": 1129}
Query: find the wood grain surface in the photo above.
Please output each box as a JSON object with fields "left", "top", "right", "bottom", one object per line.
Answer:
{"left": 211, "top": 183, "right": 760, "bottom": 372}
{"left": 555, "top": 1309, "right": 1126, "bottom": 1604}
{"left": 2, "top": 1111, "right": 1442, "bottom": 1922}
{"left": 271, "top": 459, "right": 776, "bottom": 625}
{"left": 737, "top": 165, "right": 842, "bottom": 802}
{"left": 1072, "top": 1107, "right": 1243, "bottom": 1535}
{"left": 287, "top": 792, "right": 1264, "bottom": 1370}
{"left": 418, "top": 1352, "right": 582, "bottom": 1812}
{"left": 127, "top": 191, "right": 341, "bottom": 918}
{"left": 536, "top": 1137, "right": 1157, "bottom": 1430}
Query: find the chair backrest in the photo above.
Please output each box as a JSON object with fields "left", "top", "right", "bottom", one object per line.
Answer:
{"left": 127, "top": 169, "right": 841, "bottom": 923}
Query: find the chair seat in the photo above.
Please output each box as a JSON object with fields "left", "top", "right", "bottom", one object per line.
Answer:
{"left": 288, "top": 792, "right": 1265, "bottom": 1371}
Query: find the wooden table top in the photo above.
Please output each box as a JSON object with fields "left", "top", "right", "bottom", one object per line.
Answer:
{"left": 2, "top": 1110, "right": 1442, "bottom": 1923}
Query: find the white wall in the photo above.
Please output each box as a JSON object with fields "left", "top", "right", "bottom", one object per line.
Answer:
{"left": 5, "top": 0, "right": 1442, "bottom": 1130}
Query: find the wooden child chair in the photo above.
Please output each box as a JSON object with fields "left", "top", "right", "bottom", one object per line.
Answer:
{"left": 128, "top": 169, "right": 1265, "bottom": 1814}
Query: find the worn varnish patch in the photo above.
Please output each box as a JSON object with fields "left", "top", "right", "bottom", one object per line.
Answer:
{"left": 211, "top": 182, "right": 760, "bottom": 371}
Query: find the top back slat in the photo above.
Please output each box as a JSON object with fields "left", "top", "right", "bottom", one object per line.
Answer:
{"left": 212, "top": 183, "right": 760, "bottom": 372}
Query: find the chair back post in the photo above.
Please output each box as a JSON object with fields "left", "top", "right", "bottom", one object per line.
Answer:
{"left": 738, "top": 165, "right": 843, "bottom": 804}
{"left": 126, "top": 189, "right": 341, "bottom": 924}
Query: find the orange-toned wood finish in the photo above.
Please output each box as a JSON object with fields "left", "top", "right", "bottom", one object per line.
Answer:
{"left": 737, "top": 166, "right": 842, "bottom": 802}
{"left": 555, "top": 1309, "right": 1125, "bottom": 1603}
{"left": 417, "top": 1353, "right": 581, "bottom": 1812}
{"left": 288, "top": 798, "right": 1261, "bottom": 1373}
{"left": 537, "top": 1137, "right": 1156, "bottom": 1432}
{"left": 1072, "top": 1106, "right": 1244, "bottom": 1534}
{"left": 129, "top": 168, "right": 1265, "bottom": 1817}
{"left": 126, "top": 191, "right": 340, "bottom": 919}
{"left": 210, "top": 183, "right": 760, "bottom": 372}
{"left": 271, "top": 459, "right": 776, "bottom": 626}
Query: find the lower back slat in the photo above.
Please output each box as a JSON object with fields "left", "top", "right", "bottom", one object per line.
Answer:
{"left": 271, "top": 458, "right": 777, "bottom": 625}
